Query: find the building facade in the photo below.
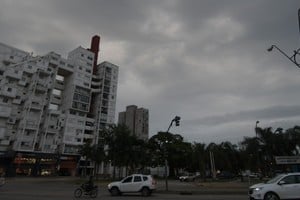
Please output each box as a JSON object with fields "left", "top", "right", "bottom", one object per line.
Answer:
{"left": 118, "top": 105, "right": 149, "bottom": 140}
{"left": 0, "top": 36, "right": 118, "bottom": 176}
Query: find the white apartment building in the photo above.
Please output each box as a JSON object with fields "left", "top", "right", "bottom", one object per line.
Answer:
{"left": 0, "top": 36, "right": 119, "bottom": 176}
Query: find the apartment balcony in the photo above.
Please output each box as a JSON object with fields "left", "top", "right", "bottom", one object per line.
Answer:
{"left": 83, "top": 133, "right": 94, "bottom": 139}
{"left": 91, "top": 80, "right": 101, "bottom": 86}
{"left": 91, "top": 88, "right": 101, "bottom": 93}
{"left": 49, "top": 109, "right": 61, "bottom": 115}
{"left": 12, "top": 98, "right": 22, "bottom": 104}
{"left": 0, "top": 87, "right": 17, "bottom": 98}
{"left": 92, "top": 74, "right": 101, "bottom": 80}
{"left": 4, "top": 70, "right": 22, "bottom": 80}
{"left": 0, "top": 104, "right": 11, "bottom": 118}
{"left": 57, "top": 63, "right": 74, "bottom": 74}
{"left": 24, "top": 122, "right": 39, "bottom": 130}
{"left": 18, "top": 79, "right": 28, "bottom": 86}
{"left": 37, "top": 68, "right": 51, "bottom": 76}
{"left": 21, "top": 135, "right": 35, "bottom": 142}
{"left": 0, "top": 140, "right": 10, "bottom": 145}
{"left": 84, "top": 125, "right": 94, "bottom": 131}
{"left": 50, "top": 95, "right": 61, "bottom": 105}
{"left": 54, "top": 81, "right": 64, "bottom": 90}
{"left": 35, "top": 84, "right": 47, "bottom": 93}
{"left": 36, "top": 78, "right": 49, "bottom": 87}
{"left": 46, "top": 127, "right": 59, "bottom": 134}
{"left": 30, "top": 102, "right": 43, "bottom": 110}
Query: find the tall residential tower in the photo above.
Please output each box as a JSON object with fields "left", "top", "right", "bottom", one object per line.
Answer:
{"left": 0, "top": 35, "right": 118, "bottom": 176}
{"left": 118, "top": 105, "right": 149, "bottom": 140}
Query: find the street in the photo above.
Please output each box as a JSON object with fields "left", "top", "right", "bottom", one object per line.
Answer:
{"left": 0, "top": 177, "right": 249, "bottom": 200}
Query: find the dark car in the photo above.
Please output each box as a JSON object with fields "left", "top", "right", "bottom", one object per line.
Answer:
{"left": 217, "top": 171, "right": 235, "bottom": 179}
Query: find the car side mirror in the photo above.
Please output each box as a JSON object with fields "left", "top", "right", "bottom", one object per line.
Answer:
{"left": 278, "top": 180, "right": 286, "bottom": 185}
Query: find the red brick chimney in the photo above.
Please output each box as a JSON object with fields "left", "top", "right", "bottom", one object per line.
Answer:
{"left": 89, "top": 35, "right": 100, "bottom": 74}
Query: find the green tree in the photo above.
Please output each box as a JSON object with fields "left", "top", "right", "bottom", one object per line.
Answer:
{"left": 191, "top": 142, "right": 207, "bottom": 179}
{"left": 148, "top": 131, "right": 192, "bottom": 177}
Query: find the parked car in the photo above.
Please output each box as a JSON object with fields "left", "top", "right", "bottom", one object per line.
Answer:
{"left": 179, "top": 173, "right": 200, "bottom": 182}
{"left": 249, "top": 172, "right": 300, "bottom": 200}
{"left": 0, "top": 177, "right": 5, "bottom": 187}
{"left": 216, "top": 171, "right": 235, "bottom": 179}
{"left": 107, "top": 174, "right": 156, "bottom": 196}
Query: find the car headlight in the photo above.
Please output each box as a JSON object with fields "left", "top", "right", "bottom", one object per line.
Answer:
{"left": 254, "top": 187, "right": 263, "bottom": 191}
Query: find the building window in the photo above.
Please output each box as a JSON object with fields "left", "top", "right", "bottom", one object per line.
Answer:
{"left": 49, "top": 103, "right": 58, "bottom": 110}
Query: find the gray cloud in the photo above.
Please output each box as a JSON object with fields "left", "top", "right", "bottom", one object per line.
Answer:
{"left": 1, "top": 0, "right": 300, "bottom": 144}
{"left": 185, "top": 105, "right": 300, "bottom": 126}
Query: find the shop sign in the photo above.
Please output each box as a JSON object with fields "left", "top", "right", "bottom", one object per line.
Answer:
{"left": 275, "top": 156, "right": 300, "bottom": 164}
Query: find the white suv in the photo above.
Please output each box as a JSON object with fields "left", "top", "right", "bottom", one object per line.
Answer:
{"left": 108, "top": 174, "right": 156, "bottom": 196}
{"left": 249, "top": 173, "right": 300, "bottom": 200}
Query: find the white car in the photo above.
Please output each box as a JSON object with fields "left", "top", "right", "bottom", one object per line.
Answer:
{"left": 179, "top": 174, "right": 198, "bottom": 182}
{"left": 108, "top": 174, "right": 156, "bottom": 196}
{"left": 249, "top": 172, "right": 300, "bottom": 200}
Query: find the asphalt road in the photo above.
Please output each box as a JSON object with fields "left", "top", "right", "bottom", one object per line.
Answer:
{"left": 0, "top": 177, "right": 249, "bottom": 200}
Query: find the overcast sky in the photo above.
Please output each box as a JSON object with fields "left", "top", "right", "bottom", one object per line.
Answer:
{"left": 1, "top": 0, "right": 300, "bottom": 144}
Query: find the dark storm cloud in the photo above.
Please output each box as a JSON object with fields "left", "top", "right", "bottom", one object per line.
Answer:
{"left": 1, "top": 0, "right": 300, "bottom": 143}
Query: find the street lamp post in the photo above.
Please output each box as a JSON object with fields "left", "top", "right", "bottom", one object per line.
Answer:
{"left": 164, "top": 116, "right": 181, "bottom": 191}
{"left": 267, "top": 45, "right": 300, "bottom": 68}
{"left": 268, "top": 9, "right": 300, "bottom": 69}
{"left": 255, "top": 121, "right": 260, "bottom": 138}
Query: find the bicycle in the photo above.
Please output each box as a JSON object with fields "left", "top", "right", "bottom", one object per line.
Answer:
{"left": 74, "top": 183, "right": 98, "bottom": 198}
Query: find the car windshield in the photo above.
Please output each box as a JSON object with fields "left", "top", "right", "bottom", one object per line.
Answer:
{"left": 266, "top": 174, "right": 285, "bottom": 184}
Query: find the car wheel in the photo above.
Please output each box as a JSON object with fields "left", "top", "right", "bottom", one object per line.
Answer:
{"left": 110, "top": 187, "right": 120, "bottom": 196}
{"left": 74, "top": 188, "right": 83, "bottom": 198}
{"left": 141, "top": 187, "right": 150, "bottom": 196}
{"left": 264, "top": 192, "right": 280, "bottom": 200}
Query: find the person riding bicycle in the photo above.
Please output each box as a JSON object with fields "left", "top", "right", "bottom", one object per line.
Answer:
{"left": 84, "top": 176, "right": 95, "bottom": 193}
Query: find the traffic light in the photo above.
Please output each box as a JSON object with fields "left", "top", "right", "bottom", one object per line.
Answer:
{"left": 174, "top": 116, "right": 181, "bottom": 126}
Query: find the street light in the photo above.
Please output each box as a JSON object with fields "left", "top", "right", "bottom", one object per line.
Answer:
{"left": 267, "top": 9, "right": 300, "bottom": 69}
{"left": 267, "top": 45, "right": 300, "bottom": 68}
{"left": 164, "top": 115, "right": 181, "bottom": 191}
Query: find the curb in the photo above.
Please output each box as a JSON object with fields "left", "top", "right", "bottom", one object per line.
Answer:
{"left": 156, "top": 189, "right": 248, "bottom": 195}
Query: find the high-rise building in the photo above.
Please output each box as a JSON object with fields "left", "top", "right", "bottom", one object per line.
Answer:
{"left": 118, "top": 105, "right": 149, "bottom": 140}
{"left": 0, "top": 35, "right": 118, "bottom": 176}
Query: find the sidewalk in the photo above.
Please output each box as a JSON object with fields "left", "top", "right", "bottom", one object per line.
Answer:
{"left": 155, "top": 179, "right": 252, "bottom": 195}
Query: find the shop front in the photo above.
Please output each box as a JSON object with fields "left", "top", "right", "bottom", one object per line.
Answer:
{"left": 0, "top": 151, "right": 80, "bottom": 177}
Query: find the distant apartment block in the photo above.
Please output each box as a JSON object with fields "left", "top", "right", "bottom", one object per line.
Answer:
{"left": 118, "top": 105, "right": 149, "bottom": 140}
{"left": 0, "top": 36, "right": 118, "bottom": 176}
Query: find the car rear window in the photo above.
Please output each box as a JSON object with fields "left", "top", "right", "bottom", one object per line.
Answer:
{"left": 143, "top": 176, "right": 148, "bottom": 181}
